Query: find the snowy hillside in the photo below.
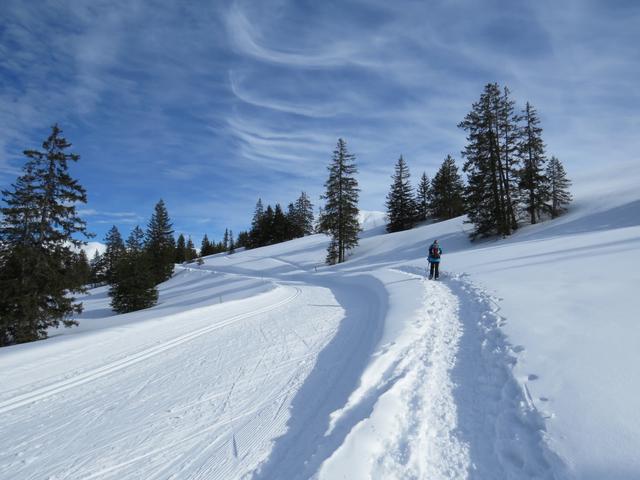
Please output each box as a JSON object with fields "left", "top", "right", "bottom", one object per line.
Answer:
{"left": 1, "top": 173, "right": 639, "bottom": 479}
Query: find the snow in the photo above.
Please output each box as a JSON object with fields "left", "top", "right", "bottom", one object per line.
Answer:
{"left": 1, "top": 173, "right": 639, "bottom": 479}
{"left": 81, "top": 241, "right": 106, "bottom": 258}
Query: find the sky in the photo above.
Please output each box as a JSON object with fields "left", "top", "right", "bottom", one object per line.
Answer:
{"left": 1, "top": 0, "right": 639, "bottom": 246}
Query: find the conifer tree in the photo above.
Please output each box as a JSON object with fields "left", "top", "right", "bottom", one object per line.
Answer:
{"left": 546, "top": 156, "right": 572, "bottom": 218}
{"left": 0, "top": 124, "right": 89, "bottom": 345}
{"left": 386, "top": 155, "right": 417, "bottom": 232}
{"left": 273, "top": 204, "right": 288, "bottom": 243}
{"left": 295, "top": 191, "right": 315, "bottom": 236}
{"left": 319, "top": 138, "right": 360, "bottom": 264}
{"left": 71, "top": 250, "right": 92, "bottom": 287}
{"left": 175, "top": 234, "right": 186, "bottom": 263}
{"left": 89, "top": 250, "right": 106, "bottom": 286}
{"left": 459, "top": 83, "right": 520, "bottom": 238}
{"left": 145, "top": 199, "right": 175, "bottom": 284}
{"left": 236, "top": 231, "right": 249, "bottom": 249}
{"left": 249, "top": 199, "right": 264, "bottom": 248}
{"left": 498, "top": 86, "right": 521, "bottom": 230}
{"left": 200, "top": 234, "right": 212, "bottom": 257}
{"left": 262, "top": 205, "right": 275, "bottom": 245}
{"left": 109, "top": 226, "right": 158, "bottom": 313}
{"left": 103, "top": 226, "right": 126, "bottom": 283}
{"left": 286, "top": 202, "right": 300, "bottom": 239}
{"left": 518, "top": 102, "right": 548, "bottom": 224}
{"left": 223, "top": 228, "right": 229, "bottom": 250}
{"left": 228, "top": 231, "right": 235, "bottom": 254}
{"left": 431, "top": 155, "right": 466, "bottom": 220}
{"left": 415, "top": 172, "right": 432, "bottom": 222}
{"left": 186, "top": 237, "right": 197, "bottom": 261}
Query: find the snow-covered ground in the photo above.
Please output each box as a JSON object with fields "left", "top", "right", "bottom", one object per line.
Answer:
{"left": 1, "top": 169, "right": 639, "bottom": 479}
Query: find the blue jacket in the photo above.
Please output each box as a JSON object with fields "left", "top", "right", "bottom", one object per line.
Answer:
{"left": 428, "top": 243, "right": 442, "bottom": 263}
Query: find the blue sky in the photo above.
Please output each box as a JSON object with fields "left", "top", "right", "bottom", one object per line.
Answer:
{"left": 1, "top": 0, "right": 639, "bottom": 245}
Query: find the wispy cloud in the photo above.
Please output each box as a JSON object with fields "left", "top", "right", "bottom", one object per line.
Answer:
{"left": 1, "top": 0, "right": 638, "bottom": 244}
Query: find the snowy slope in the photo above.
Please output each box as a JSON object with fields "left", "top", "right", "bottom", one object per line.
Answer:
{"left": 1, "top": 171, "right": 639, "bottom": 479}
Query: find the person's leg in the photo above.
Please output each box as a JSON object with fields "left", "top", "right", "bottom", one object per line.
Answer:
{"left": 435, "top": 262, "right": 439, "bottom": 279}
{"left": 429, "top": 261, "right": 434, "bottom": 278}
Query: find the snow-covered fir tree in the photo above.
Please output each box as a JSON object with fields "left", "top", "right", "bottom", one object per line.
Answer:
{"left": 0, "top": 124, "right": 89, "bottom": 345}
{"left": 430, "top": 155, "right": 466, "bottom": 220}
{"left": 386, "top": 155, "right": 417, "bottom": 232}
{"left": 319, "top": 138, "right": 360, "bottom": 264}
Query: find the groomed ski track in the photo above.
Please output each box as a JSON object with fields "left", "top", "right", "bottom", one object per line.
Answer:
{"left": 0, "top": 243, "right": 566, "bottom": 479}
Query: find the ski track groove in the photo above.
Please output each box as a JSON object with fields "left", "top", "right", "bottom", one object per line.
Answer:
{"left": 0, "top": 286, "right": 301, "bottom": 415}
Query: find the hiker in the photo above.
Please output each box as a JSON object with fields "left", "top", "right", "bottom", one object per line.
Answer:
{"left": 427, "top": 239, "right": 442, "bottom": 280}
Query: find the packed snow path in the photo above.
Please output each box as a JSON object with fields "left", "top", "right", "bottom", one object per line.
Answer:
{"left": 316, "top": 269, "right": 563, "bottom": 479}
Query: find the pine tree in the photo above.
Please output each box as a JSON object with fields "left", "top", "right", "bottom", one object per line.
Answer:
{"left": 175, "top": 234, "right": 186, "bottom": 263}
{"left": 223, "top": 228, "right": 229, "bottom": 251}
{"left": 273, "top": 204, "right": 288, "bottom": 243}
{"left": 71, "top": 250, "right": 92, "bottom": 287}
{"left": 145, "top": 199, "right": 175, "bottom": 284}
{"left": 546, "top": 156, "right": 572, "bottom": 218}
{"left": 518, "top": 102, "right": 548, "bottom": 224}
{"left": 89, "top": 250, "right": 106, "bottom": 286}
{"left": 228, "top": 231, "right": 235, "bottom": 254}
{"left": 109, "top": 226, "right": 158, "bottom": 313}
{"left": 315, "top": 206, "right": 326, "bottom": 233}
{"left": 186, "top": 237, "right": 197, "bottom": 261}
{"left": 459, "top": 83, "right": 520, "bottom": 239}
{"left": 295, "top": 191, "right": 314, "bottom": 236}
{"left": 262, "top": 205, "right": 275, "bottom": 245}
{"left": 0, "top": 124, "right": 89, "bottom": 345}
{"left": 498, "top": 86, "right": 521, "bottom": 230}
{"left": 236, "top": 231, "right": 249, "bottom": 248}
{"left": 415, "top": 172, "right": 432, "bottom": 222}
{"left": 103, "top": 226, "right": 126, "bottom": 283}
{"left": 286, "top": 202, "right": 300, "bottom": 239}
{"left": 319, "top": 139, "right": 360, "bottom": 264}
{"left": 249, "top": 199, "right": 264, "bottom": 248}
{"left": 385, "top": 155, "right": 417, "bottom": 232}
{"left": 200, "top": 234, "right": 212, "bottom": 256}
{"left": 431, "top": 155, "right": 466, "bottom": 220}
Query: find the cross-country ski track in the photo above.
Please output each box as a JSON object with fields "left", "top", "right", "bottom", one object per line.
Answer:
{"left": 4, "top": 190, "right": 640, "bottom": 479}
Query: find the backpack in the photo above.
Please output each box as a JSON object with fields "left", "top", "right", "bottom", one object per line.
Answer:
{"left": 430, "top": 244, "right": 440, "bottom": 259}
